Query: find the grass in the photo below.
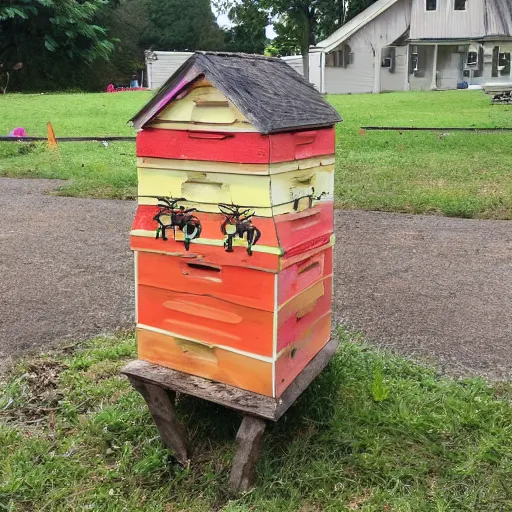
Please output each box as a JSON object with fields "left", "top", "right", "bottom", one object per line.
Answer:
{"left": 0, "top": 92, "right": 151, "bottom": 199}
{"left": 329, "top": 91, "right": 512, "bottom": 219}
{"left": 2, "top": 329, "right": 512, "bottom": 511}
{"left": 1, "top": 90, "right": 512, "bottom": 216}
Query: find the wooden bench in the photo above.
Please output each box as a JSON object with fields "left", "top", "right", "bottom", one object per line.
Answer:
{"left": 121, "top": 338, "right": 338, "bottom": 493}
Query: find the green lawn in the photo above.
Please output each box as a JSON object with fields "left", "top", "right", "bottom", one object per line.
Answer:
{"left": 330, "top": 91, "right": 512, "bottom": 219}
{"left": 1, "top": 90, "right": 512, "bottom": 217}
{"left": 2, "top": 330, "right": 512, "bottom": 511}
{"left": 0, "top": 92, "right": 151, "bottom": 199}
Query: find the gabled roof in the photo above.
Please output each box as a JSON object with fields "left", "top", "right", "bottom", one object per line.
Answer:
{"left": 485, "top": 0, "right": 512, "bottom": 36}
{"left": 314, "top": 0, "right": 400, "bottom": 52}
{"left": 130, "top": 52, "right": 341, "bottom": 134}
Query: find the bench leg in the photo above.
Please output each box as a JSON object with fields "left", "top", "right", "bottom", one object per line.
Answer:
{"left": 128, "top": 377, "right": 189, "bottom": 465}
{"left": 229, "top": 415, "right": 267, "bottom": 493}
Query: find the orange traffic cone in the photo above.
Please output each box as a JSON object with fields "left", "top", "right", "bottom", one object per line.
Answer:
{"left": 47, "top": 122, "right": 58, "bottom": 149}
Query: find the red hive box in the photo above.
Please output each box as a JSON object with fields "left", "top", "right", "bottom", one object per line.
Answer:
{"left": 130, "top": 52, "right": 341, "bottom": 398}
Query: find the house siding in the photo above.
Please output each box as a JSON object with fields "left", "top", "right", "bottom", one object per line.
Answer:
{"left": 380, "top": 46, "right": 408, "bottom": 91}
{"left": 484, "top": 0, "right": 512, "bottom": 37}
{"left": 324, "top": 0, "right": 411, "bottom": 93}
{"left": 147, "top": 52, "right": 193, "bottom": 89}
{"left": 410, "top": 0, "right": 512, "bottom": 40}
{"left": 325, "top": 53, "right": 376, "bottom": 94}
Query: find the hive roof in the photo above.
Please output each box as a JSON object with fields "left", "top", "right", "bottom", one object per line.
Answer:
{"left": 130, "top": 52, "right": 341, "bottom": 134}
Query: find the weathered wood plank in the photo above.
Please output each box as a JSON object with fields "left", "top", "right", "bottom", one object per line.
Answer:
{"left": 122, "top": 360, "right": 279, "bottom": 420}
{"left": 228, "top": 415, "right": 267, "bottom": 493}
{"left": 137, "top": 286, "right": 275, "bottom": 356}
{"left": 136, "top": 250, "right": 276, "bottom": 311}
{"left": 136, "top": 127, "right": 336, "bottom": 164}
{"left": 275, "top": 312, "right": 332, "bottom": 397}
{"left": 128, "top": 378, "right": 189, "bottom": 464}
{"left": 121, "top": 336, "right": 339, "bottom": 421}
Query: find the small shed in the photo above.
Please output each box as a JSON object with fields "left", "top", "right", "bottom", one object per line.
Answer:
{"left": 129, "top": 52, "right": 341, "bottom": 399}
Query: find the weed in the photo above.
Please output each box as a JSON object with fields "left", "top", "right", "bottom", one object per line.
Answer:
{"left": 370, "top": 361, "right": 390, "bottom": 402}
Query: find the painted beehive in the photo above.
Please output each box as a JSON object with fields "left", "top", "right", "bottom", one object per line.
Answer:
{"left": 130, "top": 52, "right": 341, "bottom": 398}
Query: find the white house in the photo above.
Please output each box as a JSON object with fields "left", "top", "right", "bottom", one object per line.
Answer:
{"left": 144, "top": 50, "right": 323, "bottom": 91}
{"left": 144, "top": 0, "right": 512, "bottom": 94}
{"left": 311, "top": 0, "right": 512, "bottom": 93}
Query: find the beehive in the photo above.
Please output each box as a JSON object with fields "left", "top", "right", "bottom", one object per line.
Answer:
{"left": 130, "top": 52, "right": 341, "bottom": 398}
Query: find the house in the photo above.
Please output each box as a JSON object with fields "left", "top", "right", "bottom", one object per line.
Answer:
{"left": 144, "top": 50, "right": 322, "bottom": 90}
{"left": 311, "top": 0, "right": 512, "bottom": 93}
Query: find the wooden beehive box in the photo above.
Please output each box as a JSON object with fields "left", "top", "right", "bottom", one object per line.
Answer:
{"left": 129, "top": 52, "right": 341, "bottom": 399}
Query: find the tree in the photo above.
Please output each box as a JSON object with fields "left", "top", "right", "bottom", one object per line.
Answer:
{"left": 345, "top": 0, "right": 378, "bottom": 22}
{"left": 261, "top": 0, "right": 317, "bottom": 80}
{"left": 141, "top": 0, "right": 225, "bottom": 52}
{"left": 95, "top": 0, "right": 151, "bottom": 86}
{"left": 265, "top": 0, "right": 379, "bottom": 80}
{"left": 224, "top": 0, "right": 269, "bottom": 54}
{"left": 315, "top": 0, "right": 348, "bottom": 42}
{"left": 0, "top": 0, "right": 115, "bottom": 91}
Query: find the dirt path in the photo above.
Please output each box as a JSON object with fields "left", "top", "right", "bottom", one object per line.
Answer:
{"left": 334, "top": 211, "right": 512, "bottom": 380}
{"left": 0, "top": 178, "right": 135, "bottom": 371}
{"left": 1, "top": 178, "right": 511, "bottom": 380}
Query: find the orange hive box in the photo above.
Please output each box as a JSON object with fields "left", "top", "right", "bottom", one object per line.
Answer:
{"left": 129, "top": 52, "right": 342, "bottom": 398}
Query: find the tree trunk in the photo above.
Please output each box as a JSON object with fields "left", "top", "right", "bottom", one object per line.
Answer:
{"left": 302, "top": 52, "right": 310, "bottom": 82}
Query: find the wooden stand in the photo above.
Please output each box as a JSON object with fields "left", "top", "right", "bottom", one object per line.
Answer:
{"left": 122, "top": 338, "right": 338, "bottom": 493}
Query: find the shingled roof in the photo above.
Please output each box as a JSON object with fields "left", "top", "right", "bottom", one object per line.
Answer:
{"left": 130, "top": 52, "right": 342, "bottom": 134}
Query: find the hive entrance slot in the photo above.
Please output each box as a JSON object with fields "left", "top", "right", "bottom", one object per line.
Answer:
{"left": 185, "top": 262, "right": 221, "bottom": 273}
{"left": 298, "top": 261, "right": 320, "bottom": 275}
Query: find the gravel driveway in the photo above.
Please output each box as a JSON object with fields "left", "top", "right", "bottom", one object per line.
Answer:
{"left": 0, "top": 178, "right": 135, "bottom": 372}
{"left": 1, "top": 178, "right": 511, "bottom": 380}
{"left": 334, "top": 211, "right": 512, "bottom": 381}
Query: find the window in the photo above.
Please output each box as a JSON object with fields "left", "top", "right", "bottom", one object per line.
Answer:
{"left": 467, "top": 51, "right": 478, "bottom": 66}
{"left": 454, "top": 0, "right": 466, "bottom": 10}
{"left": 498, "top": 51, "right": 511, "bottom": 75}
{"left": 426, "top": 0, "right": 437, "bottom": 11}
{"left": 326, "top": 45, "right": 353, "bottom": 68}
{"left": 492, "top": 47, "right": 511, "bottom": 76}
{"left": 381, "top": 47, "right": 396, "bottom": 72}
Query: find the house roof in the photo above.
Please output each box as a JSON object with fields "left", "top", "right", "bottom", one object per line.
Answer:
{"left": 485, "top": 0, "right": 512, "bottom": 36}
{"left": 130, "top": 52, "right": 341, "bottom": 134}
{"left": 314, "top": 0, "right": 401, "bottom": 52}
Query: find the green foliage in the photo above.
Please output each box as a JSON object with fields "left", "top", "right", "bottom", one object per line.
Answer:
{"left": 2, "top": 328, "right": 512, "bottom": 510}
{"left": 224, "top": 0, "right": 269, "bottom": 54}
{"left": 216, "top": 0, "right": 378, "bottom": 78}
{"left": 141, "top": 0, "right": 225, "bottom": 52}
{"left": 266, "top": 17, "right": 304, "bottom": 56}
{"left": 267, "top": 0, "right": 379, "bottom": 61}
{"left": 91, "top": 0, "right": 151, "bottom": 87}
{"left": 0, "top": 0, "right": 116, "bottom": 91}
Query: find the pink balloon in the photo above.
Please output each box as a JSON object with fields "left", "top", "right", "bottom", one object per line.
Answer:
{"left": 9, "top": 127, "right": 26, "bottom": 137}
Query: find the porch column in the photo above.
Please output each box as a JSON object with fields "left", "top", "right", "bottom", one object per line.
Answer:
{"left": 431, "top": 44, "right": 439, "bottom": 90}
{"left": 321, "top": 51, "right": 326, "bottom": 94}
{"left": 404, "top": 44, "right": 411, "bottom": 91}
{"left": 373, "top": 46, "right": 382, "bottom": 94}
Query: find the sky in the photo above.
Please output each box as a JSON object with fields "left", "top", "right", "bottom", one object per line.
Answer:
{"left": 215, "top": 12, "right": 277, "bottom": 39}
